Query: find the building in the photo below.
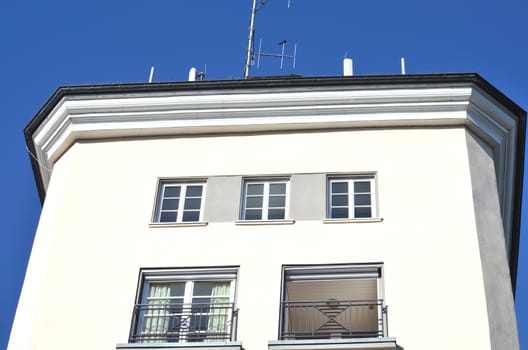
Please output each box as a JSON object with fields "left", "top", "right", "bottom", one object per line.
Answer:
{"left": 9, "top": 73, "right": 525, "bottom": 350}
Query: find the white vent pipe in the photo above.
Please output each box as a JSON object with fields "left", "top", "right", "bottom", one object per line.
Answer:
{"left": 188, "top": 67, "right": 197, "bottom": 81}
{"left": 343, "top": 58, "right": 353, "bottom": 76}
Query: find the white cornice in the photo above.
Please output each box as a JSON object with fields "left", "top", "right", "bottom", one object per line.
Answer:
{"left": 465, "top": 88, "right": 519, "bottom": 254}
{"left": 30, "top": 84, "right": 518, "bottom": 201}
{"left": 34, "top": 87, "right": 471, "bottom": 163}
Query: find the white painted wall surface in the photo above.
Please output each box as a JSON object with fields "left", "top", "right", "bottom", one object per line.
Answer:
{"left": 10, "top": 128, "right": 494, "bottom": 350}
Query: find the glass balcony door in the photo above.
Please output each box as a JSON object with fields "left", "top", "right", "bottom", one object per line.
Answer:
{"left": 137, "top": 280, "right": 233, "bottom": 343}
{"left": 281, "top": 264, "right": 385, "bottom": 340}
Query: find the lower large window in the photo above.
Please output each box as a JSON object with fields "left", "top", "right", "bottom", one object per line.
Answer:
{"left": 280, "top": 264, "right": 387, "bottom": 340}
{"left": 130, "top": 267, "right": 238, "bottom": 343}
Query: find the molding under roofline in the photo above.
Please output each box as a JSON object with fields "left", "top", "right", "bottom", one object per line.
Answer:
{"left": 30, "top": 83, "right": 516, "bottom": 192}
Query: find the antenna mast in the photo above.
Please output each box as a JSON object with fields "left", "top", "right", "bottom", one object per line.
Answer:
{"left": 244, "top": 0, "right": 295, "bottom": 79}
{"left": 244, "top": 0, "right": 261, "bottom": 79}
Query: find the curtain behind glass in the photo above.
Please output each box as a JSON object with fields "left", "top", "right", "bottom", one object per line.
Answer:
{"left": 142, "top": 284, "right": 171, "bottom": 342}
{"left": 206, "top": 282, "right": 231, "bottom": 341}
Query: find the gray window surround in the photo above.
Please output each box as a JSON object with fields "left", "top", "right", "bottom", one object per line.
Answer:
{"left": 151, "top": 173, "right": 378, "bottom": 224}
{"left": 289, "top": 174, "right": 326, "bottom": 220}
{"left": 203, "top": 176, "right": 243, "bottom": 223}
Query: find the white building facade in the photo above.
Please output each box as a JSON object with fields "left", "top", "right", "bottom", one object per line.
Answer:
{"left": 10, "top": 74, "right": 525, "bottom": 350}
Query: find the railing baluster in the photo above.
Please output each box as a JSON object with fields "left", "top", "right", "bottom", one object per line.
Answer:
{"left": 280, "top": 299, "right": 386, "bottom": 340}
{"left": 130, "top": 302, "right": 236, "bottom": 343}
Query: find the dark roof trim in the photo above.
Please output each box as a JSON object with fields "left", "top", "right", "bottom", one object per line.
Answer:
{"left": 509, "top": 101, "right": 525, "bottom": 294}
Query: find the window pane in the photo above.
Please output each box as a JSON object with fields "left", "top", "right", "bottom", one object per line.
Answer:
{"left": 184, "top": 198, "right": 202, "bottom": 210}
{"left": 246, "top": 196, "right": 263, "bottom": 208}
{"left": 355, "top": 207, "right": 372, "bottom": 218}
{"left": 354, "top": 194, "right": 371, "bottom": 205}
{"left": 162, "top": 198, "right": 179, "bottom": 210}
{"left": 268, "top": 209, "right": 285, "bottom": 220}
{"left": 269, "top": 196, "right": 285, "bottom": 207}
{"left": 160, "top": 212, "right": 178, "bottom": 222}
{"left": 331, "top": 207, "right": 348, "bottom": 218}
{"left": 182, "top": 211, "right": 200, "bottom": 222}
{"left": 354, "top": 181, "right": 371, "bottom": 193}
{"left": 193, "top": 282, "right": 214, "bottom": 296}
{"left": 246, "top": 184, "right": 264, "bottom": 195}
{"left": 245, "top": 209, "right": 262, "bottom": 220}
{"left": 148, "top": 282, "right": 185, "bottom": 298}
{"left": 331, "top": 182, "right": 348, "bottom": 194}
{"left": 269, "top": 183, "right": 286, "bottom": 195}
{"left": 164, "top": 186, "right": 181, "bottom": 198}
{"left": 193, "top": 281, "right": 230, "bottom": 297}
{"left": 191, "top": 297, "right": 211, "bottom": 309}
{"left": 189, "top": 313, "right": 209, "bottom": 331}
{"left": 331, "top": 194, "right": 348, "bottom": 206}
{"left": 186, "top": 185, "right": 203, "bottom": 197}
{"left": 169, "top": 283, "right": 186, "bottom": 297}
{"left": 168, "top": 299, "right": 184, "bottom": 315}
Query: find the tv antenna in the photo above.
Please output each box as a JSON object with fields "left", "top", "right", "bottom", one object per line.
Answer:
{"left": 255, "top": 39, "right": 296, "bottom": 70}
{"left": 243, "top": 0, "right": 297, "bottom": 79}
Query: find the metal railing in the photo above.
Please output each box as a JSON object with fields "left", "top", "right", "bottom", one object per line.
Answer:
{"left": 129, "top": 302, "right": 238, "bottom": 343}
{"left": 280, "top": 299, "right": 387, "bottom": 340}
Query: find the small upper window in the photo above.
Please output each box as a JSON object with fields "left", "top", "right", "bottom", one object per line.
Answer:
{"left": 328, "top": 177, "right": 376, "bottom": 219}
{"left": 241, "top": 179, "right": 289, "bottom": 220}
{"left": 154, "top": 181, "right": 205, "bottom": 223}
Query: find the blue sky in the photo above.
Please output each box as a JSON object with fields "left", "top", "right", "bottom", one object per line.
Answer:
{"left": 0, "top": 0, "right": 526, "bottom": 348}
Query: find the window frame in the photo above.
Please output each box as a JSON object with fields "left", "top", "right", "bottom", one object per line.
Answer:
{"left": 130, "top": 267, "right": 238, "bottom": 344}
{"left": 152, "top": 180, "right": 207, "bottom": 224}
{"left": 240, "top": 178, "right": 290, "bottom": 221}
{"left": 280, "top": 263, "right": 386, "bottom": 340}
{"left": 326, "top": 176, "right": 377, "bottom": 220}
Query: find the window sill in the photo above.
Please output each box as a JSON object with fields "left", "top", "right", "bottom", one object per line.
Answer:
{"left": 323, "top": 217, "right": 383, "bottom": 224}
{"left": 149, "top": 221, "right": 208, "bottom": 228}
{"left": 235, "top": 219, "right": 296, "bottom": 226}
{"left": 269, "top": 338, "right": 397, "bottom": 350}
{"left": 117, "top": 341, "right": 242, "bottom": 350}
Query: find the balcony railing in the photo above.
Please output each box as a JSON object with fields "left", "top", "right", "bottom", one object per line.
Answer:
{"left": 280, "top": 299, "right": 387, "bottom": 340}
{"left": 129, "top": 302, "right": 238, "bottom": 343}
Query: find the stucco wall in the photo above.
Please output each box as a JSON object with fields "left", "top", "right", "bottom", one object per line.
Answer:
{"left": 10, "top": 127, "right": 496, "bottom": 350}
{"left": 466, "top": 130, "right": 519, "bottom": 350}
